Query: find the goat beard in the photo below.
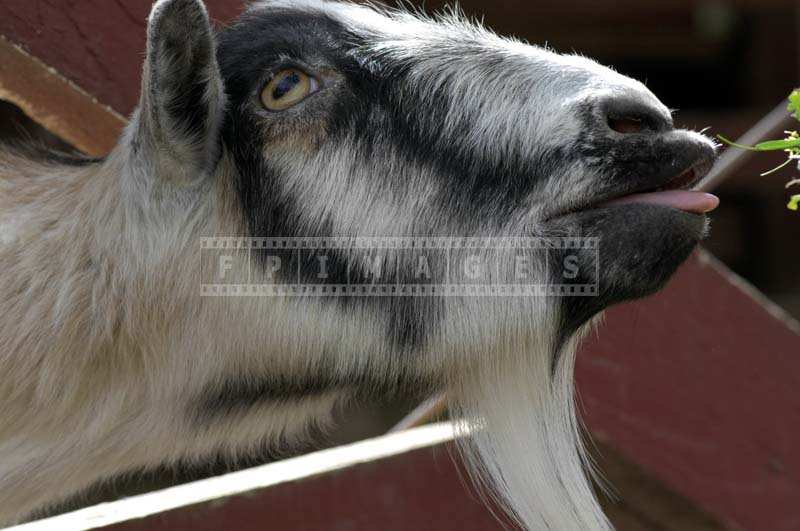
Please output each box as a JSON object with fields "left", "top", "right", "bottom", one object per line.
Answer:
{"left": 447, "top": 315, "right": 612, "bottom": 531}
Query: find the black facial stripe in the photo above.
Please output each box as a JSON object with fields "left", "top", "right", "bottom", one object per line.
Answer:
{"left": 324, "top": 65, "right": 576, "bottom": 227}
{"left": 218, "top": 9, "right": 363, "bottom": 239}
{"left": 250, "top": 243, "right": 443, "bottom": 351}
{"left": 227, "top": 122, "right": 311, "bottom": 239}
{"left": 218, "top": 12, "right": 446, "bottom": 352}
{"left": 387, "top": 296, "right": 442, "bottom": 351}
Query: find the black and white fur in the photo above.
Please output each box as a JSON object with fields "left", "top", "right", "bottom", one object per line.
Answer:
{"left": 0, "top": 0, "right": 716, "bottom": 528}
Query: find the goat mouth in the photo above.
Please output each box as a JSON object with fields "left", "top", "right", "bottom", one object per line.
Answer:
{"left": 598, "top": 161, "right": 719, "bottom": 214}
{"left": 544, "top": 153, "right": 718, "bottom": 223}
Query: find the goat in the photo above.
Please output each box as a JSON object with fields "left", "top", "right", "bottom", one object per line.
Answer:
{"left": 0, "top": 0, "right": 718, "bottom": 528}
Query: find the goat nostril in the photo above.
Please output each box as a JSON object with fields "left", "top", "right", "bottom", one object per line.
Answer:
{"left": 608, "top": 116, "right": 646, "bottom": 134}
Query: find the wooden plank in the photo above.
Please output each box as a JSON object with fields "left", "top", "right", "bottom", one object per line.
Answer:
{"left": 578, "top": 249, "right": 800, "bottom": 531}
{"left": 7, "top": 424, "right": 512, "bottom": 531}
{"left": 8, "top": 423, "right": 727, "bottom": 531}
{"left": 0, "top": 36, "right": 125, "bottom": 156}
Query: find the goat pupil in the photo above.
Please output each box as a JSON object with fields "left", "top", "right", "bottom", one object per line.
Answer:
{"left": 273, "top": 72, "right": 300, "bottom": 100}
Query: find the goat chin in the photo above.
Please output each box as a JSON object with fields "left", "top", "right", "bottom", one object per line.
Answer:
{"left": 449, "top": 318, "right": 611, "bottom": 531}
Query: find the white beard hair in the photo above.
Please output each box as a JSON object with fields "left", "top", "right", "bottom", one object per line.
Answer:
{"left": 449, "top": 315, "right": 611, "bottom": 531}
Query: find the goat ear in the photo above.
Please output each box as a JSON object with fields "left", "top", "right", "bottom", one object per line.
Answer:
{"left": 132, "top": 0, "right": 225, "bottom": 181}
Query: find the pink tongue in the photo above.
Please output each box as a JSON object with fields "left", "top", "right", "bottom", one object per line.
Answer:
{"left": 602, "top": 190, "right": 720, "bottom": 214}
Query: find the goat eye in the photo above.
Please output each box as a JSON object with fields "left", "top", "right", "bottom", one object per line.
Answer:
{"left": 261, "top": 69, "right": 319, "bottom": 111}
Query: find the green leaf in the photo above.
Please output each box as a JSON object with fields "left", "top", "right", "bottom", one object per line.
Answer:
{"left": 753, "top": 138, "right": 800, "bottom": 151}
{"left": 789, "top": 194, "right": 800, "bottom": 211}
{"left": 788, "top": 89, "right": 800, "bottom": 122}
{"left": 717, "top": 135, "right": 800, "bottom": 152}
{"left": 716, "top": 135, "right": 760, "bottom": 151}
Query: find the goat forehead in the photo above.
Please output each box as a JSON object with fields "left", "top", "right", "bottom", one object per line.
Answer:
{"left": 242, "top": 2, "right": 527, "bottom": 59}
{"left": 232, "top": 1, "right": 662, "bottom": 116}
{"left": 247, "top": 3, "right": 593, "bottom": 63}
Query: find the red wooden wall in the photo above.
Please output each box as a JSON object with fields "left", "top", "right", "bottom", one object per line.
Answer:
{"left": 579, "top": 252, "right": 800, "bottom": 531}
{"left": 0, "top": 0, "right": 243, "bottom": 117}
